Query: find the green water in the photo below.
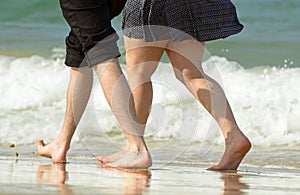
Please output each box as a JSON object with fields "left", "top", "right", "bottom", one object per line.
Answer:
{"left": 1, "top": 0, "right": 300, "bottom": 67}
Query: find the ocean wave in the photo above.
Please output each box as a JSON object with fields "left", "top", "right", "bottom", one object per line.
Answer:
{"left": 1, "top": 54, "right": 300, "bottom": 148}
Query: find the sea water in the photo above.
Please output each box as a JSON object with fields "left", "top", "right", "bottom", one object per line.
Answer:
{"left": 1, "top": 0, "right": 300, "bottom": 169}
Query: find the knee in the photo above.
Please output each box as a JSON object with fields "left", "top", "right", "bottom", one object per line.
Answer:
{"left": 176, "top": 69, "right": 212, "bottom": 93}
{"left": 181, "top": 68, "right": 202, "bottom": 80}
{"left": 128, "top": 65, "right": 153, "bottom": 81}
{"left": 174, "top": 68, "right": 204, "bottom": 83}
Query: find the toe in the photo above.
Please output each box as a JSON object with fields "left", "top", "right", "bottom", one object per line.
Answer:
{"left": 37, "top": 140, "right": 45, "bottom": 147}
{"left": 97, "top": 156, "right": 108, "bottom": 163}
{"left": 207, "top": 165, "right": 224, "bottom": 171}
{"left": 104, "top": 162, "right": 118, "bottom": 168}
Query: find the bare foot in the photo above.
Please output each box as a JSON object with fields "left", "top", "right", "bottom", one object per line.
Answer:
{"left": 208, "top": 134, "right": 251, "bottom": 171}
{"left": 104, "top": 150, "right": 152, "bottom": 169}
{"left": 37, "top": 140, "right": 68, "bottom": 163}
{"left": 97, "top": 150, "right": 126, "bottom": 164}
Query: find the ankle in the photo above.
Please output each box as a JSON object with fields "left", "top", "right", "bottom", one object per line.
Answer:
{"left": 225, "top": 132, "right": 251, "bottom": 150}
{"left": 126, "top": 141, "right": 148, "bottom": 152}
{"left": 54, "top": 138, "right": 70, "bottom": 151}
{"left": 224, "top": 126, "right": 244, "bottom": 138}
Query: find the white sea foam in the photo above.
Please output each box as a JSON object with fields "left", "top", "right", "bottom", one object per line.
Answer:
{"left": 0, "top": 55, "right": 69, "bottom": 145}
{"left": 1, "top": 54, "right": 300, "bottom": 148}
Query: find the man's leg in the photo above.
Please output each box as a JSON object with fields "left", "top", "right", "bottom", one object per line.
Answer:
{"left": 39, "top": 0, "right": 152, "bottom": 168}
{"left": 37, "top": 0, "right": 95, "bottom": 162}
{"left": 37, "top": 67, "right": 93, "bottom": 163}
{"left": 166, "top": 40, "right": 251, "bottom": 170}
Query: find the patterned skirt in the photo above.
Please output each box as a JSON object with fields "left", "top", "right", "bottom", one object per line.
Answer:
{"left": 122, "top": 0, "right": 244, "bottom": 42}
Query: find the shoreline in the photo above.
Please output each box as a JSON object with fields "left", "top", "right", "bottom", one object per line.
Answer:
{"left": 2, "top": 142, "right": 300, "bottom": 169}
{"left": 1, "top": 154, "right": 300, "bottom": 195}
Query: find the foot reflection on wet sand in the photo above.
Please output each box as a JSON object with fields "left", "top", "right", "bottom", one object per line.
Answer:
{"left": 35, "top": 163, "right": 151, "bottom": 194}
{"left": 104, "top": 167, "right": 151, "bottom": 195}
{"left": 36, "top": 164, "right": 72, "bottom": 194}
{"left": 36, "top": 164, "right": 67, "bottom": 185}
{"left": 221, "top": 171, "right": 249, "bottom": 195}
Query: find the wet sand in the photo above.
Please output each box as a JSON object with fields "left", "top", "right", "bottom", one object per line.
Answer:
{"left": 1, "top": 153, "right": 300, "bottom": 195}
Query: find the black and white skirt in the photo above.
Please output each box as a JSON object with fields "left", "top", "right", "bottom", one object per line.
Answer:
{"left": 122, "top": 0, "right": 244, "bottom": 42}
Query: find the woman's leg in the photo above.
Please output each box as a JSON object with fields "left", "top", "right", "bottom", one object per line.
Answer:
{"left": 166, "top": 40, "right": 251, "bottom": 170}
{"left": 126, "top": 38, "right": 167, "bottom": 131}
